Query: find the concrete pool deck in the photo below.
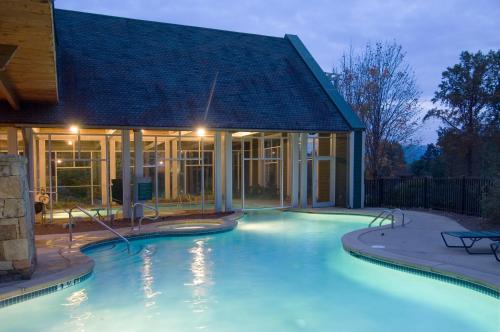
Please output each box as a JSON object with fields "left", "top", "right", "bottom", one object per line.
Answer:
{"left": 0, "top": 213, "right": 240, "bottom": 307}
{"left": 336, "top": 209, "right": 500, "bottom": 296}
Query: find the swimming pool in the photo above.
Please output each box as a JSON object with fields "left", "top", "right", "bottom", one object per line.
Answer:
{"left": 1, "top": 211, "right": 498, "bottom": 331}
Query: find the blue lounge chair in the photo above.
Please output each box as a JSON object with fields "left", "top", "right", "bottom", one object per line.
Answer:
{"left": 440, "top": 231, "right": 500, "bottom": 254}
{"left": 491, "top": 242, "right": 500, "bottom": 262}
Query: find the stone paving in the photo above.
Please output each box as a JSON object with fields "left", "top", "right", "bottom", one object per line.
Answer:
{"left": 340, "top": 209, "right": 500, "bottom": 292}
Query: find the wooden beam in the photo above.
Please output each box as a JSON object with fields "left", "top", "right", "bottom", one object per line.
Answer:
{"left": 0, "top": 44, "right": 17, "bottom": 70}
{"left": 0, "top": 70, "right": 20, "bottom": 110}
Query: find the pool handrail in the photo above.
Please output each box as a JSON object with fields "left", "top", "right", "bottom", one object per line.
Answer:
{"left": 131, "top": 202, "right": 159, "bottom": 232}
{"left": 368, "top": 209, "right": 393, "bottom": 228}
{"left": 369, "top": 209, "right": 405, "bottom": 229}
{"left": 68, "top": 206, "right": 130, "bottom": 253}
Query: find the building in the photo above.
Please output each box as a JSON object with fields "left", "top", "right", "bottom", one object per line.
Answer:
{"left": 0, "top": 1, "right": 365, "bottom": 222}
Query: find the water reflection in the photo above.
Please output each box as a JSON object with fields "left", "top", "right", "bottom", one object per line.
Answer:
{"left": 185, "top": 239, "right": 214, "bottom": 316}
{"left": 63, "top": 289, "right": 92, "bottom": 331}
{"left": 142, "top": 245, "right": 161, "bottom": 308}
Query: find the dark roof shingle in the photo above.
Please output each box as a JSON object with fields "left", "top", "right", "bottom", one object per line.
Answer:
{"left": 0, "top": 9, "right": 353, "bottom": 132}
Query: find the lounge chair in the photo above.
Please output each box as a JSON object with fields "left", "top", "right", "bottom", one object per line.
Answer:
{"left": 491, "top": 242, "right": 500, "bottom": 262}
{"left": 440, "top": 231, "right": 500, "bottom": 254}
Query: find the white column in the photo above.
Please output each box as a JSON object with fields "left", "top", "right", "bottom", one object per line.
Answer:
{"left": 258, "top": 136, "right": 264, "bottom": 186}
{"left": 223, "top": 131, "right": 233, "bottom": 211}
{"left": 22, "top": 128, "right": 35, "bottom": 202}
{"left": 348, "top": 131, "right": 354, "bottom": 208}
{"left": 121, "top": 130, "right": 132, "bottom": 219}
{"left": 171, "top": 140, "right": 178, "bottom": 199}
{"left": 7, "top": 127, "right": 18, "bottom": 155}
{"left": 38, "top": 138, "right": 46, "bottom": 190}
{"left": 100, "top": 137, "right": 108, "bottom": 206}
{"left": 133, "top": 129, "right": 144, "bottom": 217}
{"left": 214, "top": 132, "right": 223, "bottom": 212}
{"left": 109, "top": 137, "right": 116, "bottom": 180}
{"left": 286, "top": 134, "right": 291, "bottom": 197}
{"left": 290, "top": 133, "right": 299, "bottom": 207}
{"left": 299, "top": 133, "right": 308, "bottom": 208}
{"left": 164, "top": 139, "right": 171, "bottom": 200}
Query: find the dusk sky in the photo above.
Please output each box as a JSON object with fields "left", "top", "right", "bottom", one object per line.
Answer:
{"left": 55, "top": 0, "right": 500, "bottom": 144}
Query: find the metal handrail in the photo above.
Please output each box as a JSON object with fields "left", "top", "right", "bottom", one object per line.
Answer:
{"left": 391, "top": 208, "right": 406, "bottom": 226}
{"left": 131, "top": 202, "right": 159, "bottom": 232}
{"left": 368, "top": 208, "right": 406, "bottom": 229}
{"left": 68, "top": 206, "right": 130, "bottom": 252}
{"left": 368, "top": 209, "right": 392, "bottom": 227}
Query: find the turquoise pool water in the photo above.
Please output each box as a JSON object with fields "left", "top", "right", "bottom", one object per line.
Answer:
{"left": 1, "top": 212, "right": 498, "bottom": 331}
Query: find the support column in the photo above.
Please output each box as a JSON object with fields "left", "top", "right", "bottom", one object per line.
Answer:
{"left": 258, "top": 136, "right": 264, "bottom": 186}
{"left": 133, "top": 129, "right": 144, "bottom": 217}
{"left": 109, "top": 137, "right": 116, "bottom": 180}
{"left": 22, "top": 128, "right": 35, "bottom": 202}
{"left": 38, "top": 137, "right": 46, "bottom": 190}
{"left": 7, "top": 127, "right": 18, "bottom": 155}
{"left": 290, "top": 133, "right": 299, "bottom": 207}
{"left": 164, "top": 139, "right": 171, "bottom": 200}
{"left": 223, "top": 131, "right": 233, "bottom": 211}
{"left": 299, "top": 133, "right": 308, "bottom": 208}
{"left": 100, "top": 137, "right": 108, "bottom": 206}
{"left": 214, "top": 132, "right": 223, "bottom": 212}
{"left": 171, "top": 140, "right": 178, "bottom": 199}
{"left": 348, "top": 130, "right": 364, "bottom": 209}
{"left": 361, "top": 132, "right": 366, "bottom": 208}
{"left": 121, "top": 130, "right": 132, "bottom": 219}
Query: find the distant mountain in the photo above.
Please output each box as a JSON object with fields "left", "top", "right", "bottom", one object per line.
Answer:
{"left": 403, "top": 144, "right": 426, "bottom": 164}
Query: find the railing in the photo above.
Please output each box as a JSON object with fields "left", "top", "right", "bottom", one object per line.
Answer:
{"left": 365, "top": 177, "right": 495, "bottom": 217}
{"left": 131, "top": 203, "right": 159, "bottom": 232}
{"left": 68, "top": 206, "right": 130, "bottom": 253}
{"left": 368, "top": 208, "right": 405, "bottom": 229}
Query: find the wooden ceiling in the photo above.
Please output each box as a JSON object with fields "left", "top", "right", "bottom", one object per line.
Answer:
{"left": 0, "top": 0, "right": 58, "bottom": 109}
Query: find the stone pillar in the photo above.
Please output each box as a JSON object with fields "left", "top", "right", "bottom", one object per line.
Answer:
{"left": 214, "top": 132, "right": 222, "bottom": 212}
{"left": 7, "top": 127, "right": 18, "bottom": 155}
{"left": 223, "top": 132, "right": 233, "bottom": 211}
{"left": 0, "top": 155, "right": 36, "bottom": 280}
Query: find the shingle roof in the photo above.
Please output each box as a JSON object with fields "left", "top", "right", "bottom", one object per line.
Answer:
{"left": 0, "top": 9, "right": 360, "bottom": 132}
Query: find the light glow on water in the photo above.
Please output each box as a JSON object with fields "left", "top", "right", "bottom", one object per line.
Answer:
{"left": 0, "top": 212, "right": 498, "bottom": 331}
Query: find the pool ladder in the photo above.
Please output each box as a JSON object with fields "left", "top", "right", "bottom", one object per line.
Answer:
{"left": 130, "top": 202, "right": 159, "bottom": 232}
{"left": 368, "top": 209, "right": 405, "bottom": 229}
{"left": 68, "top": 206, "right": 131, "bottom": 253}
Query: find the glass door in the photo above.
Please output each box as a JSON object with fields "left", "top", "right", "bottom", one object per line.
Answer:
{"left": 312, "top": 134, "right": 335, "bottom": 207}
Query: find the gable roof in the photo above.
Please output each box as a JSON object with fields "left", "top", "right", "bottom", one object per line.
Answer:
{"left": 0, "top": 9, "right": 363, "bottom": 132}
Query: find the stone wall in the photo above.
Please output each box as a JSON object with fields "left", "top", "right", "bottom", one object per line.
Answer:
{"left": 0, "top": 155, "right": 36, "bottom": 280}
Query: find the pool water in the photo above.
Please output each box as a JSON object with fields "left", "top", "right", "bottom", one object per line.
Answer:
{"left": 1, "top": 212, "right": 498, "bottom": 331}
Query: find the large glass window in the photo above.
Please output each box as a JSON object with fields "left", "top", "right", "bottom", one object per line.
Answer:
{"left": 233, "top": 133, "right": 286, "bottom": 209}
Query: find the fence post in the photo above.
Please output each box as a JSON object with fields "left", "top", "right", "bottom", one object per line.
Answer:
{"left": 424, "top": 177, "right": 429, "bottom": 209}
{"left": 461, "top": 176, "right": 466, "bottom": 215}
{"left": 378, "top": 178, "right": 384, "bottom": 207}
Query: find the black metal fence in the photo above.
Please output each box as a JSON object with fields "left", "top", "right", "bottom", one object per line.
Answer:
{"left": 365, "top": 177, "right": 495, "bottom": 216}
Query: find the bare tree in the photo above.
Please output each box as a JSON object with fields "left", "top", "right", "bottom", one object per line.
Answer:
{"left": 331, "top": 42, "right": 421, "bottom": 178}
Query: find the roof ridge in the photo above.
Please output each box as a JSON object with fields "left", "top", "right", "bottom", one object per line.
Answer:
{"left": 54, "top": 8, "right": 286, "bottom": 41}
